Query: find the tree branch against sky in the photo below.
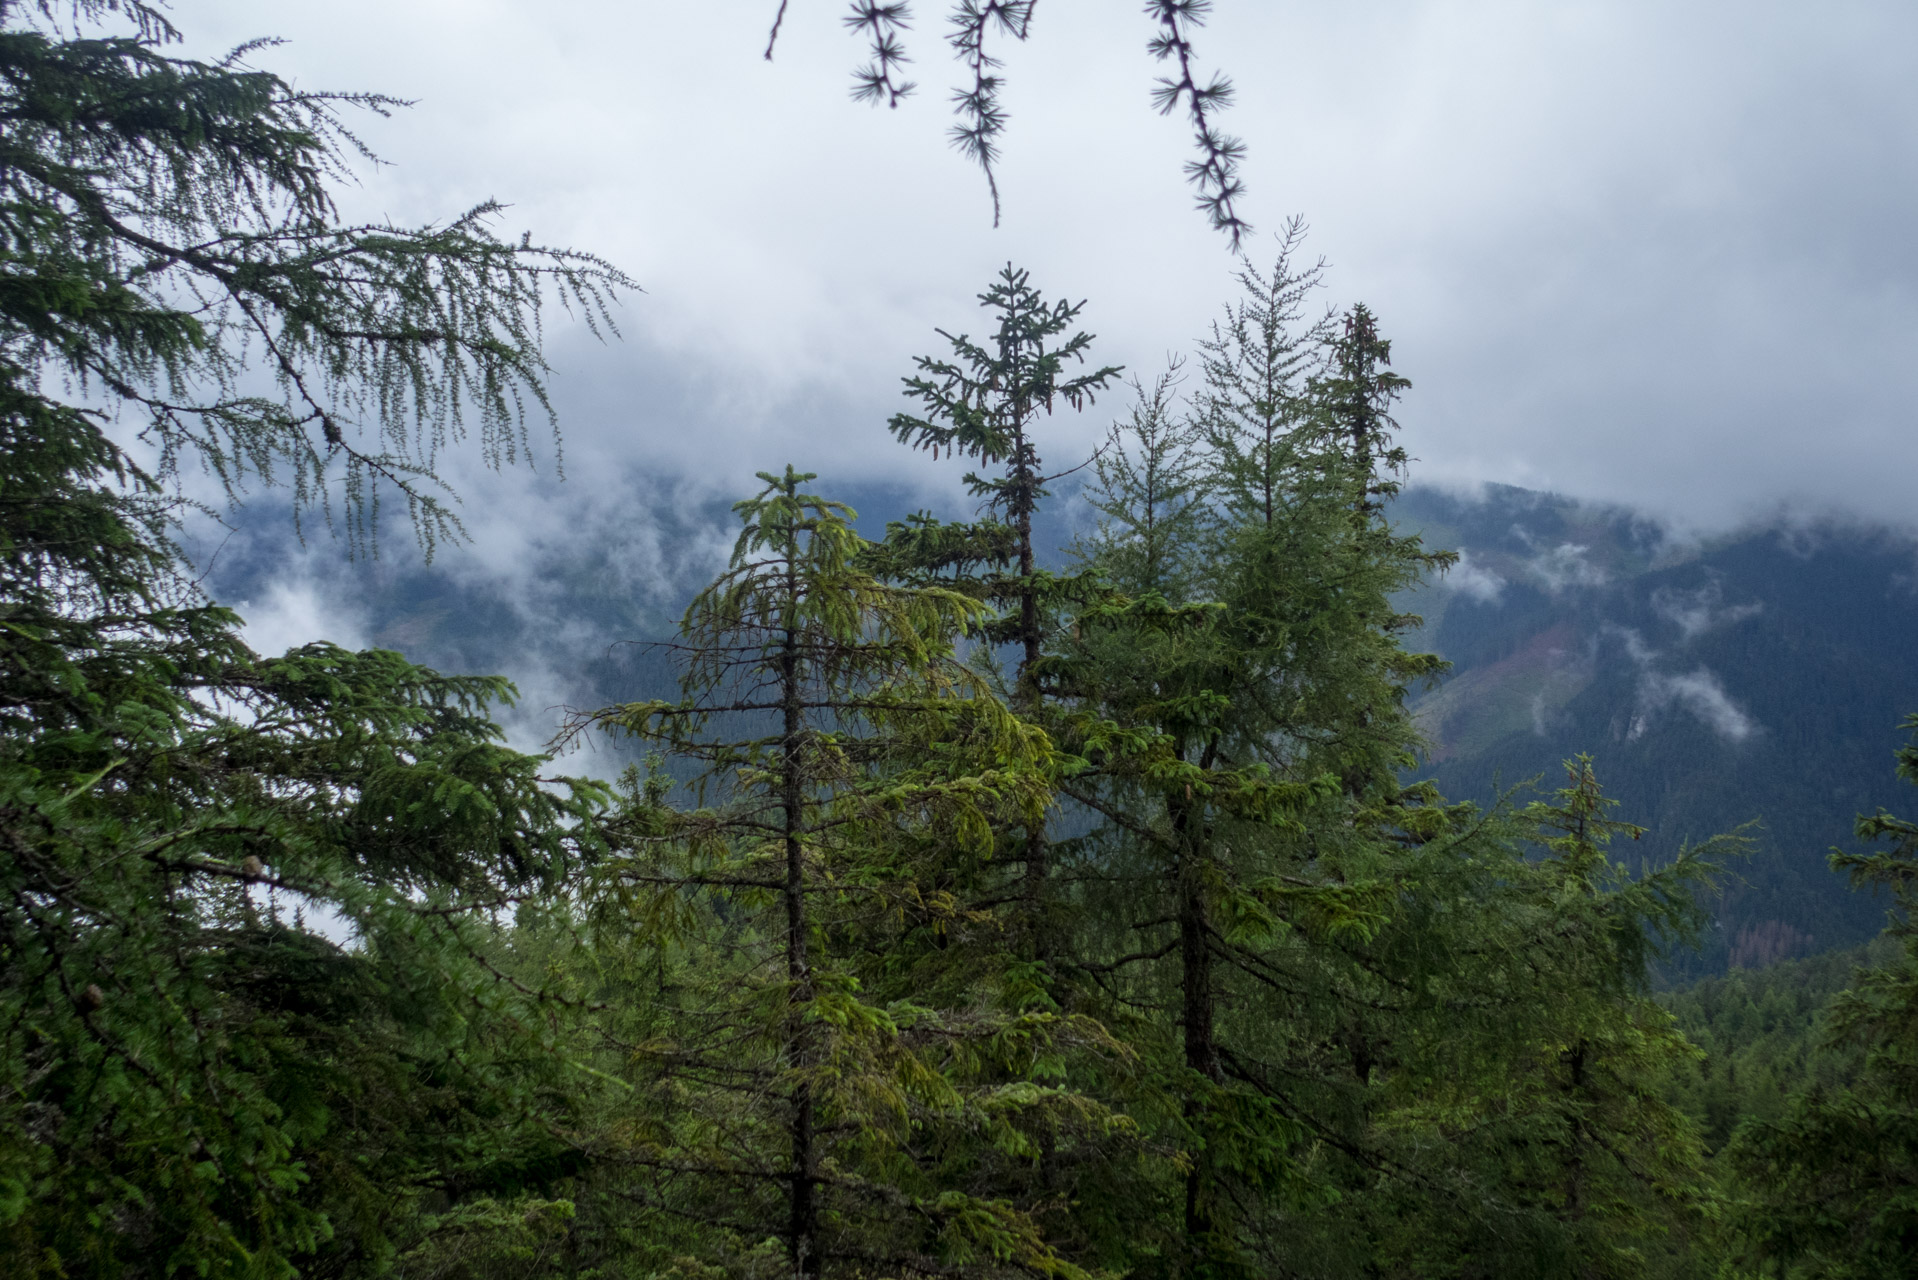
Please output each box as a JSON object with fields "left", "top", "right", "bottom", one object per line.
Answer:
{"left": 767, "top": 0, "right": 1251, "bottom": 246}
{"left": 0, "top": 0, "right": 635, "bottom": 555}
{"left": 139, "top": 0, "right": 1918, "bottom": 534}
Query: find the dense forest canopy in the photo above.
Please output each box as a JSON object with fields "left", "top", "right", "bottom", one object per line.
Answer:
{"left": 4, "top": 3, "right": 1918, "bottom": 1278}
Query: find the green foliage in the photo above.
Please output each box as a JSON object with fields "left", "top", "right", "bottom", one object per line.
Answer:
{"left": 871, "top": 263, "right": 1124, "bottom": 979}
{"left": 0, "top": 18, "right": 1831, "bottom": 1269}
{"left": 1726, "top": 714, "right": 1918, "bottom": 1277}
{"left": 1077, "top": 363, "right": 1208, "bottom": 602}
{"left": 0, "top": 4, "right": 627, "bottom": 1275}
{"left": 0, "top": 329, "right": 610, "bottom": 1277}
{"left": 1660, "top": 939, "right": 1887, "bottom": 1152}
{"left": 1045, "top": 232, "right": 1728, "bottom": 1278}
{"left": 881, "top": 262, "right": 1122, "bottom": 698}
{"left": 567, "top": 468, "right": 1122, "bottom": 1278}
{"left": 0, "top": 0, "right": 630, "bottom": 552}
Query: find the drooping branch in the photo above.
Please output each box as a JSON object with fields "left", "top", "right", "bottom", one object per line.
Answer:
{"left": 761, "top": 1, "right": 1250, "bottom": 243}
{"left": 845, "top": 1, "right": 917, "bottom": 107}
{"left": 945, "top": 1, "right": 1034, "bottom": 226}
{"left": 1146, "top": 0, "right": 1251, "bottom": 248}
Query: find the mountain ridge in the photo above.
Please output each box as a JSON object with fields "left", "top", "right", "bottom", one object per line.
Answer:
{"left": 203, "top": 479, "right": 1918, "bottom": 973}
{"left": 1394, "top": 483, "right": 1918, "bottom": 974}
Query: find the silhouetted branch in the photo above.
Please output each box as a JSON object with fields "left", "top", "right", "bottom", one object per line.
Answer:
{"left": 1145, "top": 0, "right": 1250, "bottom": 248}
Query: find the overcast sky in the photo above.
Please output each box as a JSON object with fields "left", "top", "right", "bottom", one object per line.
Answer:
{"left": 160, "top": 1, "right": 1918, "bottom": 656}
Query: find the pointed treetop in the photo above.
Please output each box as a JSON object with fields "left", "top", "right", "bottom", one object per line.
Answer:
{"left": 889, "top": 264, "right": 1123, "bottom": 478}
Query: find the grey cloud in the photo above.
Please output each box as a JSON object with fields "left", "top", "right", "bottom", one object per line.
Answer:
{"left": 1530, "top": 689, "right": 1565, "bottom": 738}
{"left": 1603, "top": 624, "right": 1761, "bottom": 744}
{"left": 233, "top": 575, "right": 373, "bottom": 658}
{"left": 1651, "top": 581, "right": 1763, "bottom": 641}
{"left": 1442, "top": 549, "right": 1506, "bottom": 603}
{"left": 1607, "top": 625, "right": 1660, "bottom": 669}
{"left": 161, "top": 0, "right": 1918, "bottom": 536}
{"left": 1629, "top": 668, "right": 1762, "bottom": 744}
{"left": 145, "top": 0, "right": 1918, "bottom": 769}
{"left": 1528, "top": 544, "right": 1608, "bottom": 593}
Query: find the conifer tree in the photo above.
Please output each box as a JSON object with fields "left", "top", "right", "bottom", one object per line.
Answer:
{"left": 1193, "top": 218, "right": 1335, "bottom": 532}
{"left": 1730, "top": 713, "right": 1918, "bottom": 1278}
{"left": 1315, "top": 303, "right": 1409, "bottom": 519}
{"left": 1463, "top": 761, "right": 1720, "bottom": 1275}
{"left": 0, "top": 334, "right": 612, "bottom": 1275}
{"left": 570, "top": 468, "right": 1118, "bottom": 1278}
{"left": 1057, "top": 249, "right": 1450, "bottom": 1274}
{"left": 0, "top": 4, "right": 630, "bottom": 1272}
{"left": 876, "top": 265, "right": 1121, "bottom": 961}
{"left": 0, "top": 0, "right": 629, "bottom": 551}
{"left": 1259, "top": 758, "right": 1726, "bottom": 1279}
{"left": 1058, "top": 252, "right": 1725, "bottom": 1277}
{"left": 1076, "top": 364, "right": 1209, "bottom": 602}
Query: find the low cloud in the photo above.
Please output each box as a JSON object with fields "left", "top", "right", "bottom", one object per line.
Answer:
{"left": 1531, "top": 688, "right": 1570, "bottom": 737}
{"left": 1605, "top": 624, "right": 1660, "bottom": 667}
{"left": 1630, "top": 667, "right": 1761, "bottom": 743}
{"left": 1605, "top": 624, "right": 1760, "bottom": 743}
{"left": 194, "top": 458, "right": 739, "bottom": 767}
{"left": 1652, "top": 580, "right": 1763, "bottom": 640}
{"left": 1529, "top": 543, "right": 1608, "bottom": 593}
{"left": 234, "top": 576, "right": 370, "bottom": 657}
{"left": 1444, "top": 549, "right": 1507, "bottom": 603}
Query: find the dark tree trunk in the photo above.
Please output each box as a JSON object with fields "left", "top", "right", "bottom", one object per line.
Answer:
{"left": 780, "top": 622, "right": 819, "bottom": 1277}
{"left": 1564, "top": 1037, "right": 1588, "bottom": 1244}
{"left": 1172, "top": 767, "right": 1220, "bottom": 1261}
{"left": 1010, "top": 419, "right": 1050, "bottom": 963}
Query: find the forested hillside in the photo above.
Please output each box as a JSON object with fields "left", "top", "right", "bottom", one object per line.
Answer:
{"left": 1659, "top": 938, "right": 1896, "bottom": 1150}
{"left": 205, "top": 479, "right": 1918, "bottom": 976}
{"left": 1396, "top": 485, "right": 1918, "bottom": 973}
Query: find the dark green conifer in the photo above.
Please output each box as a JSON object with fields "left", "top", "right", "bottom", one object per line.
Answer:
{"left": 0, "top": 4, "right": 630, "bottom": 1273}
{"left": 1058, "top": 239, "right": 1449, "bottom": 1275}
{"left": 0, "top": 0, "right": 628, "bottom": 552}
{"left": 571, "top": 468, "right": 1117, "bottom": 1278}
{"left": 1059, "top": 245, "right": 1726, "bottom": 1277}
{"left": 1730, "top": 714, "right": 1918, "bottom": 1278}
{"left": 875, "top": 264, "right": 1121, "bottom": 963}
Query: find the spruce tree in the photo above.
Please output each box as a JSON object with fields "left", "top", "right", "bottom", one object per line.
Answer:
{"left": 0, "top": 0, "right": 629, "bottom": 552}
{"left": 1075, "top": 363, "right": 1209, "bottom": 603}
{"left": 1270, "top": 759, "right": 1726, "bottom": 1280}
{"left": 876, "top": 264, "right": 1121, "bottom": 963}
{"left": 1315, "top": 303, "right": 1409, "bottom": 520}
{"left": 1059, "top": 253, "right": 1725, "bottom": 1276}
{"left": 1193, "top": 218, "right": 1335, "bottom": 533}
{"left": 0, "top": 358, "right": 612, "bottom": 1275}
{"left": 1058, "top": 249, "right": 1450, "bottom": 1274}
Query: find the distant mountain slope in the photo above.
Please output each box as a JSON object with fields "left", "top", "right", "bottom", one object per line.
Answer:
{"left": 207, "top": 478, "right": 1918, "bottom": 973}
{"left": 1394, "top": 485, "right": 1918, "bottom": 974}
{"left": 202, "top": 478, "right": 943, "bottom": 769}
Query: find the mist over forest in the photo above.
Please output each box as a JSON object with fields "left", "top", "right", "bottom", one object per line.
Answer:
{"left": 6, "top": 4, "right": 1918, "bottom": 1279}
